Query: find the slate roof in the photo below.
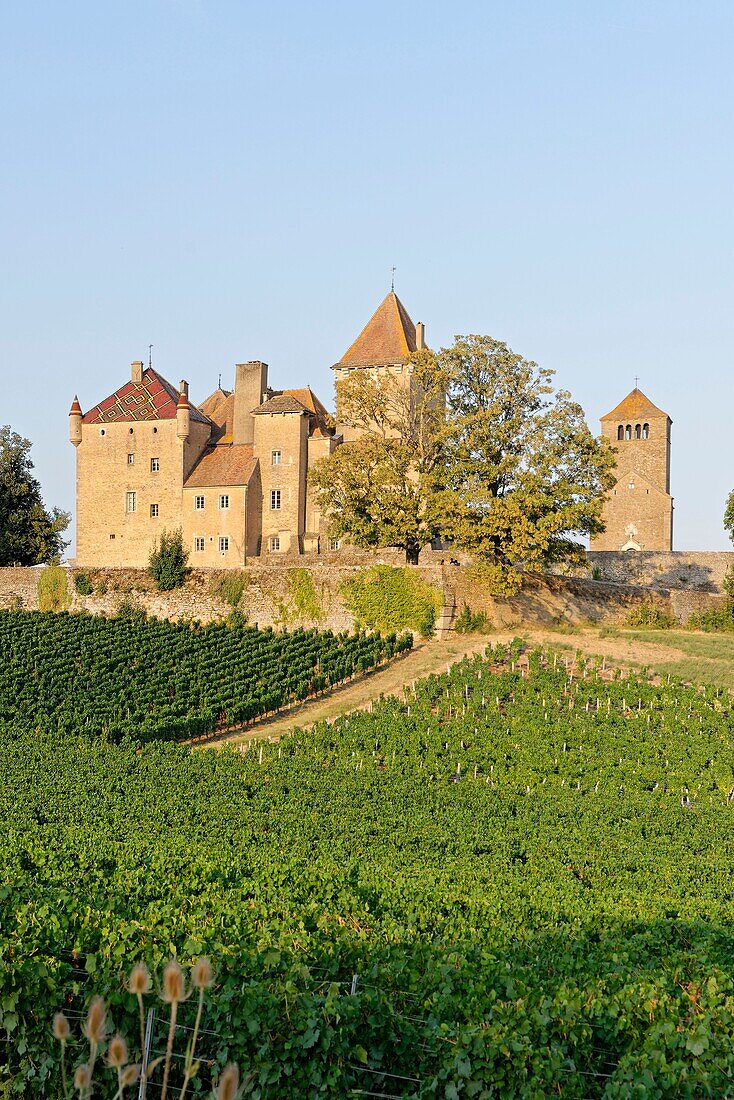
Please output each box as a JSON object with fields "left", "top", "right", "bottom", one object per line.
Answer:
{"left": 184, "top": 444, "right": 257, "bottom": 488}
{"left": 336, "top": 291, "right": 417, "bottom": 367}
{"left": 82, "top": 368, "right": 209, "bottom": 424}
{"left": 601, "top": 388, "right": 670, "bottom": 422}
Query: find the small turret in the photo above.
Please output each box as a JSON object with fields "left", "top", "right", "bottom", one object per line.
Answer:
{"left": 69, "top": 396, "right": 83, "bottom": 447}
{"left": 176, "top": 381, "right": 190, "bottom": 441}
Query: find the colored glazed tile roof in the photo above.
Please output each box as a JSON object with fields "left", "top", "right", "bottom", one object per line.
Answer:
{"left": 336, "top": 291, "right": 417, "bottom": 367}
{"left": 184, "top": 443, "right": 257, "bottom": 488}
{"left": 601, "top": 388, "right": 670, "bottom": 422}
{"left": 82, "top": 368, "right": 209, "bottom": 424}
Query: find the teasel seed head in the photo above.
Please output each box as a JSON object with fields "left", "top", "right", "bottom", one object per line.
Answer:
{"left": 162, "top": 959, "right": 186, "bottom": 1003}
{"left": 74, "top": 1063, "right": 92, "bottom": 1091}
{"left": 82, "top": 995, "right": 107, "bottom": 1045}
{"left": 191, "top": 956, "right": 214, "bottom": 990}
{"left": 127, "top": 962, "right": 151, "bottom": 996}
{"left": 106, "top": 1033, "right": 128, "bottom": 1068}
{"left": 53, "top": 1012, "right": 70, "bottom": 1043}
{"left": 216, "top": 1063, "right": 239, "bottom": 1100}
{"left": 121, "top": 1064, "right": 141, "bottom": 1087}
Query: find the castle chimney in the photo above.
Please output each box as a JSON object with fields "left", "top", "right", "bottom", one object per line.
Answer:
{"left": 176, "top": 380, "right": 190, "bottom": 441}
{"left": 69, "top": 396, "right": 83, "bottom": 447}
{"left": 233, "top": 361, "right": 268, "bottom": 445}
{"left": 415, "top": 322, "right": 425, "bottom": 351}
{"left": 131, "top": 360, "right": 144, "bottom": 383}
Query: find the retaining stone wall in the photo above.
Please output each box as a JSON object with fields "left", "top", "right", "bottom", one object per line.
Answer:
{"left": 586, "top": 551, "right": 734, "bottom": 593}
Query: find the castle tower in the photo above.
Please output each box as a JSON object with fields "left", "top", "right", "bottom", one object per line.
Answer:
{"left": 592, "top": 387, "right": 673, "bottom": 551}
{"left": 331, "top": 291, "right": 424, "bottom": 441}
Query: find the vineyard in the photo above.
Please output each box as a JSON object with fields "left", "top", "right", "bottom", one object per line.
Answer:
{"left": 0, "top": 610, "right": 411, "bottom": 740}
{"left": 3, "top": 634, "right": 734, "bottom": 1095}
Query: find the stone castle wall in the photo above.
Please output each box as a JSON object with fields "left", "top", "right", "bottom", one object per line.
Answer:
{"left": 1, "top": 554, "right": 720, "bottom": 631}
{"left": 586, "top": 551, "right": 734, "bottom": 593}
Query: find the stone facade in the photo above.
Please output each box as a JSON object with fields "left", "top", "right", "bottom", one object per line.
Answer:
{"left": 70, "top": 293, "right": 427, "bottom": 568}
{"left": 592, "top": 388, "right": 673, "bottom": 551}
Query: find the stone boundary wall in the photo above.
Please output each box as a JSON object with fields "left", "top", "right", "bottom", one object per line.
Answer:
{"left": 1, "top": 561, "right": 718, "bottom": 630}
{"left": 586, "top": 551, "right": 734, "bottom": 594}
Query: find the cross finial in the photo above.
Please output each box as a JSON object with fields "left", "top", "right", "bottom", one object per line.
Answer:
{"left": 391, "top": 265, "right": 396, "bottom": 292}
{"left": 634, "top": 374, "right": 639, "bottom": 389}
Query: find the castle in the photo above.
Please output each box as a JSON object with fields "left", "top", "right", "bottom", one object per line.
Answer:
{"left": 69, "top": 291, "right": 674, "bottom": 567}
{"left": 69, "top": 292, "right": 424, "bottom": 568}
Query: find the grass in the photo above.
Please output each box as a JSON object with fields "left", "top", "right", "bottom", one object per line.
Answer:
{"left": 615, "top": 629, "right": 734, "bottom": 692}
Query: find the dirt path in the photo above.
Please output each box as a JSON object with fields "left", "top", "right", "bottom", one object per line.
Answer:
{"left": 198, "top": 626, "right": 697, "bottom": 751}
{"left": 200, "top": 634, "right": 496, "bottom": 749}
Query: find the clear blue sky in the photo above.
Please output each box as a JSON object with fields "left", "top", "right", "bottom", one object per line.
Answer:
{"left": 2, "top": 1, "right": 732, "bottom": 551}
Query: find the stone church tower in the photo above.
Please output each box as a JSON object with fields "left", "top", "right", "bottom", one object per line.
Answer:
{"left": 592, "top": 387, "right": 673, "bottom": 551}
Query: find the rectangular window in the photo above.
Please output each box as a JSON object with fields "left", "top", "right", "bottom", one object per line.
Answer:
{"left": 195, "top": 495, "right": 205, "bottom": 510}
{"left": 270, "top": 489, "right": 281, "bottom": 511}
{"left": 219, "top": 536, "right": 229, "bottom": 554}
{"left": 150, "top": 504, "right": 159, "bottom": 518}
{"left": 151, "top": 457, "right": 160, "bottom": 473}
{"left": 269, "top": 535, "right": 280, "bottom": 552}
{"left": 219, "top": 494, "right": 230, "bottom": 510}
{"left": 127, "top": 453, "right": 135, "bottom": 465}
{"left": 125, "top": 492, "right": 136, "bottom": 514}
{"left": 271, "top": 450, "right": 281, "bottom": 466}
{"left": 109, "top": 533, "right": 116, "bottom": 540}
{"left": 327, "top": 537, "right": 341, "bottom": 551}
{"left": 194, "top": 537, "right": 205, "bottom": 552}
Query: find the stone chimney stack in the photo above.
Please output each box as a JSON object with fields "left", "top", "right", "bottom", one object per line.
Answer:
{"left": 131, "top": 360, "right": 144, "bottom": 383}
{"left": 176, "top": 380, "right": 190, "bottom": 441}
{"left": 69, "top": 396, "right": 83, "bottom": 447}
{"left": 415, "top": 322, "right": 425, "bottom": 351}
{"left": 233, "top": 361, "right": 268, "bottom": 445}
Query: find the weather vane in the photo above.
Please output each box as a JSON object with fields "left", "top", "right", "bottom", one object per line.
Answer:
{"left": 634, "top": 375, "right": 639, "bottom": 388}
{"left": 391, "top": 265, "right": 396, "bottom": 292}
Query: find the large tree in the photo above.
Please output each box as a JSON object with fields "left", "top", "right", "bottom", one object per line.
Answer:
{"left": 435, "top": 335, "right": 616, "bottom": 590}
{"left": 0, "top": 426, "right": 69, "bottom": 566}
{"left": 311, "top": 351, "right": 448, "bottom": 563}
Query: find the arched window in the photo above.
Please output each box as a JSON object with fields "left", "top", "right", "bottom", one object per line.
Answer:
{"left": 642, "top": 423, "right": 649, "bottom": 439}
{"left": 635, "top": 424, "right": 641, "bottom": 438}
{"left": 625, "top": 424, "right": 632, "bottom": 440}
{"left": 617, "top": 425, "right": 624, "bottom": 440}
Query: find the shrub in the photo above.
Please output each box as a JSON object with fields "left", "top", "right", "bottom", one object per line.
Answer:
{"left": 723, "top": 564, "right": 734, "bottom": 600}
{"left": 211, "top": 572, "right": 247, "bottom": 608}
{"left": 149, "top": 529, "right": 189, "bottom": 591}
{"left": 687, "top": 604, "right": 734, "bottom": 632}
{"left": 591, "top": 566, "right": 602, "bottom": 581}
{"left": 342, "top": 566, "right": 442, "bottom": 638}
{"left": 37, "top": 565, "right": 69, "bottom": 612}
{"left": 73, "top": 571, "right": 93, "bottom": 596}
{"left": 625, "top": 601, "right": 676, "bottom": 629}
{"left": 116, "top": 594, "right": 147, "bottom": 622}
{"left": 454, "top": 604, "right": 489, "bottom": 634}
{"left": 287, "top": 568, "right": 323, "bottom": 623}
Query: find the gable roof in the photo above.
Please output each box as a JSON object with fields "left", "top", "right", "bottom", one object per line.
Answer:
{"left": 601, "top": 388, "right": 670, "bottom": 422}
{"left": 199, "top": 388, "right": 235, "bottom": 443}
{"left": 82, "top": 367, "right": 209, "bottom": 425}
{"left": 252, "top": 393, "right": 309, "bottom": 416}
{"left": 336, "top": 291, "right": 417, "bottom": 367}
{"left": 184, "top": 443, "right": 257, "bottom": 488}
{"left": 284, "top": 387, "right": 335, "bottom": 435}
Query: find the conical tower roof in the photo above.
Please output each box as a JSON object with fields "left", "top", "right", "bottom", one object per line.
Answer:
{"left": 335, "top": 291, "right": 417, "bottom": 367}
{"left": 601, "top": 387, "right": 670, "bottom": 422}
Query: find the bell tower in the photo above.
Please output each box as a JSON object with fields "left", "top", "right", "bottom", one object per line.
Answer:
{"left": 592, "top": 387, "right": 673, "bottom": 551}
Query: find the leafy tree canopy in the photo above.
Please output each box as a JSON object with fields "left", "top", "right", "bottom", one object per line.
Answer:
{"left": 0, "top": 426, "right": 69, "bottom": 566}
{"left": 313, "top": 338, "right": 615, "bottom": 585}
{"left": 436, "top": 335, "right": 617, "bottom": 590}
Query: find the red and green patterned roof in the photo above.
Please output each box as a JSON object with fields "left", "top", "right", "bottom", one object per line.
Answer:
{"left": 82, "top": 368, "right": 209, "bottom": 424}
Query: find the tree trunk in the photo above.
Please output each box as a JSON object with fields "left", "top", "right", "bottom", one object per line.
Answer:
{"left": 406, "top": 545, "right": 420, "bottom": 565}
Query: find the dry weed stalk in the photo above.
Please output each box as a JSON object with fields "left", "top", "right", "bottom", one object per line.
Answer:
{"left": 52, "top": 957, "right": 242, "bottom": 1099}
